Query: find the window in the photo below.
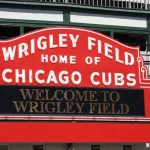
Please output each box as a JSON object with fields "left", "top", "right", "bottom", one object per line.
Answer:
{"left": 114, "top": 32, "right": 148, "bottom": 51}
{"left": 0, "top": 145, "right": 8, "bottom": 150}
{"left": 114, "top": 32, "right": 150, "bottom": 75}
{"left": 91, "top": 145, "right": 100, "bottom": 150}
{"left": 33, "top": 145, "right": 43, "bottom": 150}
{"left": 0, "top": 25, "right": 20, "bottom": 39}
{"left": 24, "top": 26, "right": 43, "bottom": 33}
{"left": 100, "top": 31, "right": 110, "bottom": 37}
{"left": 123, "top": 145, "right": 132, "bottom": 150}
{"left": 92, "top": 30, "right": 110, "bottom": 37}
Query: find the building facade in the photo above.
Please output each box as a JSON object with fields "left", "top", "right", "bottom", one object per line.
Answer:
{"left": 0, "top": 0, "right": 150, "bottom": 150}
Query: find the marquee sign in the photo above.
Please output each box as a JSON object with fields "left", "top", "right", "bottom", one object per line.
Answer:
{"left": 0, "top": 27, "right": 150, "bottom": 88}
{"left": 0, "top": 27, "right": 149, "bottom": 119}
{"left": 0, "top": 86, "right": 144, "bottom": 116}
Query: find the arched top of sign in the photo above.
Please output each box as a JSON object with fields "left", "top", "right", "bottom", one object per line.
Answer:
{"left": 0, "top": 27, "right": 138, "bottom": 49}
{"left": 0, "top": 26, "right": 149, "bottom": 88}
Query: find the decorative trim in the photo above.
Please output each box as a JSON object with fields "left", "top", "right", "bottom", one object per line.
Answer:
{"left": 138, "top": 57, "right": 150, "bottom": 87}
{"left": 0, "top": 115, "right": 150, "bottom": 122}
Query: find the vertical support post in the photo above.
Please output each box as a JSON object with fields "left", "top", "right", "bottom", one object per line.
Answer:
{"left": 63, "top": 9, "right": 70, "bottom": 25}
{"left": 20, "top": 25, "right": 24, "bottom": 35}
{"left": 147, "top": 34, "right": 150, "bottom": 51}
{"left": 110, "top": 31, "right": 114, "bottom": 38}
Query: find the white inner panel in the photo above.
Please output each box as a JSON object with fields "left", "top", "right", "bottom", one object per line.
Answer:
{"left": 70, "top": 12, "right": 147, "bottom": 28}
{"left": 0, "top": 8, "right": 63, "bottom": 22}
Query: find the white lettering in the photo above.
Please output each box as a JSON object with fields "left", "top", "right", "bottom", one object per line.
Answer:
{"left": 105, "top": 43, "right": 113, "bottom": 59}
{"left": 50, "top": 55, "right": 58, "bottom": 64}
{"left": 16, "top": 69, "right": 26, "bottom": 83}
{"left": 31, "top": 39, "right": 35, "bottom": 54}
{"left": 35, "top": 70, "right": 45, "bottom": 84}
{"left": 115, "top": 48, "right": 123, "bottom": 64}
{"left": 69, "top": 34, "right": 79, "bottom": 47}
{"left": 85, "top": 56, "right": 93, "bottom": 65}
{"left": 88, "top": 37, "right": 96, "bottom": 50}
{"left": 70, "top": 56, "right": 76, "bottom": 64}
{"left": 59, "top": 71, "right": 69, "bottom": 84}
{"left": 2, "top": 69, "right": 12, "bottom": 83}
{"left": 90, "top": 72, "right": 100, "bottom": 85}
{"left": 127, "top": 73, "right": 136, "bottom": 86}
{"left": 41, "top": 54, "right": 48, "bottom": 63}
{"left": 125, "top": 52, "right": 134, "bottom": 66}
{"left": 71, "top": 71, "right": 82, "bottom": 85}
{"left": 47, "top": 71, "right": 58, "bottom": 84}
{"left": 59, "top": 34, "right": 67, "bottom": 47}
{"left": 49, "top": 35, "right": 58, "bottom": 48}
{"left": 115, "top": 73, "right": 124, "bottom": 86}
{"left": 37, "top": 36, "right": 47, "bottom": 50}
{"left": 2, "top": 46, "right": 16, "bottom": 61}
{"left": 102, "top": 72, "right": 111, "bottom": 85}
{"left": 18, "top": 43, "right": 29, "bottom": 58}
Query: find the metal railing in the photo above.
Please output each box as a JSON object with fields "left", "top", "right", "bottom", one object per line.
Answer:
{"left": 5, "top": 0, "right": 150, "bottom": 10}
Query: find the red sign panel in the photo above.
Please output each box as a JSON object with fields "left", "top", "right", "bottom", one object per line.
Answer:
{"left": 0, "top": 27, "right": 150, "bottom": 142}
{"left": 0, "top": 27, "right": 149, "bottom": 88}
{"left": 0, "top": 27, "right": 150, "bottom": 121}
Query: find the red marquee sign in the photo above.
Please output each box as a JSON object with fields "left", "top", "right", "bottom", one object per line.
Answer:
{"left": 0, "top": 27, "right": 150, "bottom": 143}
{"left": 0, "top": 27, "right": 149, "bottom": 88}
{"left": 0, "top": 27, "right": 150, "bottom": 121}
